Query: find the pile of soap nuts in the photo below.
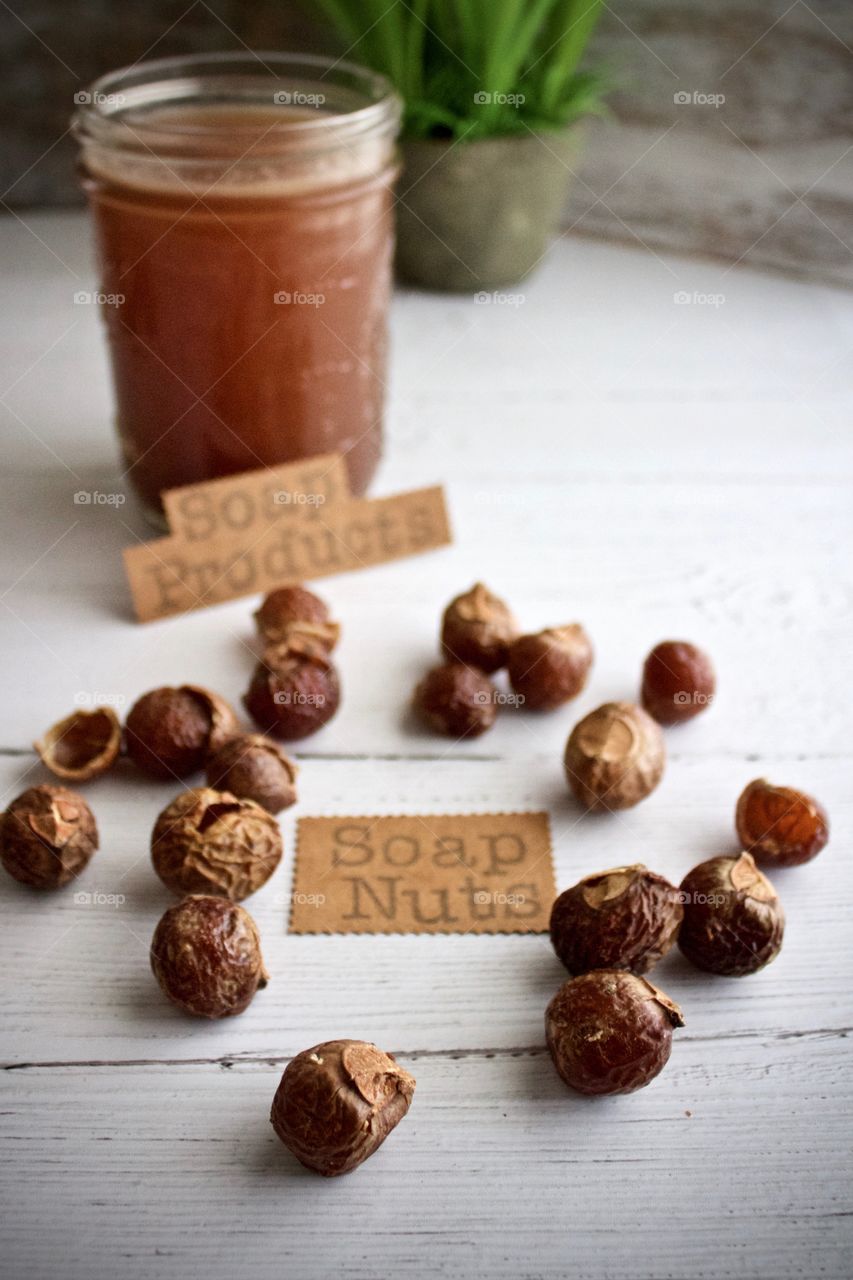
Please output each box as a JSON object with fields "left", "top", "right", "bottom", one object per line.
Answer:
{"left": 0, "top": 580, "right": 832, "bottom": 1175}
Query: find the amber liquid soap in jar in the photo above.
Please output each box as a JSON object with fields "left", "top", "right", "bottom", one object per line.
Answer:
{"left": 74, "top": 54, "right": 401, "bottom": 524}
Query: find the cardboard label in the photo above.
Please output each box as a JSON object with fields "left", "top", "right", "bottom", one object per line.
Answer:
{"left": 124, "top": 483, "right": 452, "bottom": 622}
{"left": 163, "top": 454, "right": 350, "bottom": 543}
{"left": 288, "top": 813, "right": 556, "bottom": 935}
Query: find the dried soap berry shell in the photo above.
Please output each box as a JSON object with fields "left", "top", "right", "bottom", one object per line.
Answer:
{"left": 125, "top": 685, "right": 240, "bottom": 779}
{"left": 735, "top": 778, "right": 830, "bottom": 868}
{"left": 564, "top": 701, "right": 665, "bottom": 811}
{"left": 549, "top": 864, "right": 683, "bottom": 976}
{"left": 507, "top": 625, "right": 593, "bottom": 711}
{"left": 205, "top": 734, "right": 298, "bottom": 815}
{"left": 34, "top": 706, "right": 121, "bottom": 782}
{"left": 677, "top": 852, "right": 785, "bottom": 977}
{"left": 413, "top": 663, "right": 497, "bottom": 738}
{"left": 270, "top": 1040, "right": 415, "bottom": 1176}
{"left": 150, "top": 895, "right": 268, "bottom": 1019}
{"left": 151, "top": 787, "right": 283, "bottom": 901}
{"left": 546, "top": 970, "right": 684, "bottom": 1096}
{"left": 0, "top": 784, "right": 99, "bottom": 889}
{"left": 440, "top": 582, "right": 518, "bottom": 673}
{"left": 254, "top": 585, "right": 334, "bottom": 646}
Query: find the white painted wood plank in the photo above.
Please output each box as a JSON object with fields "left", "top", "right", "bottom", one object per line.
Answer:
{"left": 2, "top": 1039, "right": 851, "bottom": 1280}
{"left": 2, "top": 754, "right": 850, "bottom": 1066}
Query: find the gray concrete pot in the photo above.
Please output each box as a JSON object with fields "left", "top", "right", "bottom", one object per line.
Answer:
{"left": 395, "top": 127, "right": 582, "bottom": 292}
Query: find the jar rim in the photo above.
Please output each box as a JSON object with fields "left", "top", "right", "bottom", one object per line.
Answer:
{"left": 74, "top": 51, "right": 401, "bottom": 153}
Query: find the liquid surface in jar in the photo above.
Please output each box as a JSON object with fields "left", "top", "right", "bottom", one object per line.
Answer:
{"left": 84, "top": 102, "right": 397, "bottom": 516}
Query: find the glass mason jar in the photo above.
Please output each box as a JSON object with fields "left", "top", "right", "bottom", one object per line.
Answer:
{"left": 73, "top": 53, "right": 401, "bottom": 525}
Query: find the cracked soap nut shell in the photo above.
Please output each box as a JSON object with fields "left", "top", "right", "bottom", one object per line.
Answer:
{"left": 0, "top": 784, "right": 98, "bottom": 888}
{"left": 151, "top": 787, "right": 283, "bottom": 901}
{"left": 641, "top": 640, "right": 716, "bottom": 725}
{"left": 125, "top": 685, "right": 239, "bottom": 779}
{"left": 414, "top": 662, "right": 497, "bottom": 737}
{"left": 150, "top": 894, "right": 268, "bottom": 1018}
{"left": 206, "top": 734, "right": 298, "bottom": 815}
{"left": 546, "top": 970, "right": 684, "bottom": 1096}
{"left": 254, "top": 584, "right": 340, "bottom": 651}
{"left": 678, "top": 852, "right": 784, "bottom": 976}
{"left": 440, "top": 582, "right": 518, "bottom": 673}
{"left": 270, "top": 1040, "right": 415, "bottom": 1176}
{"left": 564, "top": 701, "right": 665, "bottom": 810}
{"left": 735, "top": 778, "right": 829, "bottom": 868}
{"left": 550, "top": 864, "right": 683, "bottom": 976}
{"left": 508, "top": 624, "right": 593, "bottom": 710}
{"left": 244, "top": 638, "right": 341, "bottom": 740}
{"left": 35, "top": 706, "right": 121, "bottom": 782}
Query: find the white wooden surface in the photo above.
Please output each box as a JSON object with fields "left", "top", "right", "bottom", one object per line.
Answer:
{"left": 1, "top": 212, "right": 852, "bottom": 1280}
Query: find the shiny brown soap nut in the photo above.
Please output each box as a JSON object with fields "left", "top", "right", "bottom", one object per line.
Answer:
{"left": 150, "top": 895, "right": 268, "bottom": 1018}
{"left": 564, "top": 701, "right": 665, "bottom": 810}
{"left": 641, "top": 640, "right": 716, "bottom": 725}
{"left": 254, "top": 584, "right": 340, "bottom": 651}
{"left": 271, "top": 1040, "right": 415, "bottom": 1176}
{"left": 546, "top": 970, "right": 684, "bottom": 1096}
{"left": 678, "top": 852, "right": 784, "bottom": 977}
{"left": 736, "top": 778, "right": 829, "bottom": 868}
{"left": 440, "top": 582, "right": 518, "bottom": 673}
{"left": 206, "top": 734, "right": 298, "bottom": 815}
{"left": 35, "top": 706, "right": 121, "bottom": 782}
{"left": 151, "top": 787, "right": 283, "bottom": 901}
{"left": 244, "top": 637, "right": 341, "bottom": 740}
{"left": 125, "top": 685, "right": 239, "bottom": 779}
{"left": 414, "top": 662, "right": 497, "bottom": 737}
{"left": 0, "top": 784, "right": 98, "bottom": 889}
{"left": 508, "top": 624, "right": 593, "bottom": 711}
{"left": 550, "top": 865, "right": 683, "bottom": 976}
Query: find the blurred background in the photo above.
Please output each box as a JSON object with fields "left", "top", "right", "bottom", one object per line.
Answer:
{"left": 2, "top": 0, "right": 852, "bottom": 285}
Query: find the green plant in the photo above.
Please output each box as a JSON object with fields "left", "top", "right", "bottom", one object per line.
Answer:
{"left": 312, "top": 0, "right": 606, "bottom": 139}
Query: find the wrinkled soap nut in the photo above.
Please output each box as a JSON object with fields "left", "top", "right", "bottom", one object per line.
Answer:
{"left": 150, "top": 894, "right": 268, "bottom": 1018}
{"left": 270, "top": 1040, "right": 416, "bottom": 1176}
{"left": 151, "top": 787, "right": 283, "bottom": 901}
{"left": 0, "top": 784, "right": 98, "bottom": 888}
{"left": 125, "top": 685, "right": 239, "bottom": 779}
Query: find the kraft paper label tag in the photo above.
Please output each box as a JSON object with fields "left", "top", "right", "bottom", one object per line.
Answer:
{"left": 124, "top": 477, "right": 452, "bottom": 622}
{"left": 162, "top": 453, "right": 350, "bottom": 543}
{"left": 288, "top": 813, "right": 556, "bottom": 935}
